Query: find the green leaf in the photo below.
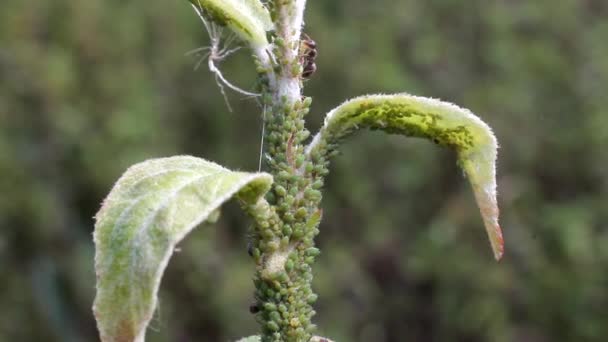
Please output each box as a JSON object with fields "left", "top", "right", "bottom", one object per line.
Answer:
{"left": 236, "top": 336, "right": 333, "bottom": 342}
{"left": 93, "top": 156, "right": 272, "bottom": 342}
{"left": 236, "top": 336, "right": 261, "bottom": 342}
{"left": 189, "top": 0, "right": 274, "bottom": 47}
{"left": 308, "top": 94, "right": 504, "bottom": 260}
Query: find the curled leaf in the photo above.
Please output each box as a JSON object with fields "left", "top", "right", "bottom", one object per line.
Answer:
{"left": 93, "top": 156, "right": 272, "bottom": 342}
{"left": 308, "top": 94, "right": 503, "bottom": 260}
{"left": 236, "top": 336, "right": 261, "bottom": 342}
{"left": 189, "top": 0, "right": 274, "bottom": 47}
{"left": 236, "top": 336, "right": 333, "bottom": 342}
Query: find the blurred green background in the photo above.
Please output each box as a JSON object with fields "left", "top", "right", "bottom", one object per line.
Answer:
{"left": 1, "top": 0, "right": 607, "bottom": 341}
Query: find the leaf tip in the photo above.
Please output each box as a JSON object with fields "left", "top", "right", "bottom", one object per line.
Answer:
{"left": 470, "top": 178, "right": 504, "bottom": 261}
{"left": 490, "top": 223, "right": 504, "bottom": 261}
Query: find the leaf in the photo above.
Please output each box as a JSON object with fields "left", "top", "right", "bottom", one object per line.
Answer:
{"left": 93, "top": 156, "right": 272, "bottom": 342}
{"left": 236, "top": 336, "right": 261, "bottom": 342}
{"left": 308, "top": 94, "right": 504, "bottom": 260}
{"left": 236, "top": 336, "right": 333, "bottom": 342}
{"left": 189, "top": 0, "right": 274, "bottom": 47}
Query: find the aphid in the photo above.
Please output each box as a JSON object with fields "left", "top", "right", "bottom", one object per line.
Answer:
{"left": 249, "top": 303, "right": 260, "bottom": 314}
{"left": 247, "top": 241, "right": 254, "bottom": 257}
{"left": 300, "top": 33, "right": 317, "bottom": 79}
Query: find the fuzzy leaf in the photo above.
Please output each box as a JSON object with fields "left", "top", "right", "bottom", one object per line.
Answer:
{"left": 189, "top": 0, "right": 273, "bottom": 47}
{"left": 236, "top": 337, "right": 261, "bottom": 342}
{"left": 308, "top": 94, "right": 504, "bottom": 260}
{"left": 93, "top": 156, "right": 272, "bottom": 342}
{"left": 236, "top": 336, "right": 333, "bottom": 342}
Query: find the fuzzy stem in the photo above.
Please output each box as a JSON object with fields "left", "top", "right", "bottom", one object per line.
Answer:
{"left": 248, "top": 1, "right": 327, "bottom": 341}
{"left": 273, "top": 0, "right": 306, "bottom": 102}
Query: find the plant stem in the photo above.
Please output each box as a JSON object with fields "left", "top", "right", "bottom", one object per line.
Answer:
{"left": 248, "top": 1, "right": 329, "bottom": 341}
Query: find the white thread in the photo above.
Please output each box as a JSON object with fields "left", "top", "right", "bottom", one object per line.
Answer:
{"left": 190, "top": 2, "right": 261, "bottom": 112}
{"left": 258, "top": 104, "right": 267, "bottom": 171}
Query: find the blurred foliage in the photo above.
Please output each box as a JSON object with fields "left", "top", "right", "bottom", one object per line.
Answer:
{"left": 1, "top": 0, "right": 607, "bottom": 341}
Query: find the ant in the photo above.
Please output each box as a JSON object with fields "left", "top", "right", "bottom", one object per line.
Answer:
{"left": 300, "top": 33, "right": 317, "bottom": 79}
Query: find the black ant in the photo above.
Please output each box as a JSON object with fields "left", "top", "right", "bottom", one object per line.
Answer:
{"left": 300, "top": 33, "right": 317, "bottom": 79}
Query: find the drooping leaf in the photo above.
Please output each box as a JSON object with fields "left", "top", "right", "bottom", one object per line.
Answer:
{"left": 307, "top": 94, "right": 504, "bottom": 260}
{"left": 93, "top": 156, "right": 272, "bottom": 342}
{"left": 236, "top": 336, "right": 261, "bottom": 342}
{"left": 188, "top": 0, "right": 274, "bottom": 47}
{"left": 236, "top": 336, "right": 333, "bottom": 342}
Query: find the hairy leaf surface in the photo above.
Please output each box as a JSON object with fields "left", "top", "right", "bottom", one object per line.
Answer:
{"left": 236, "top": 337, "right": 261, "bottom": 342}
{"left": 237, "top": 336, "right": 333, "bottom": 342}
{"left": 308, "top": 94, "right": 504, "bottom": 260}
{"left": 93, "top": 156, "right": 272, "bottom": 342}
{"left": 189, "top": 0, "right": 273, "bottom": 47}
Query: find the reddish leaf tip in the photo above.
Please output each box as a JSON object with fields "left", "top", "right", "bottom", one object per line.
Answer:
{"left": 491, "top": 224, "right": 504, "bottom": 261}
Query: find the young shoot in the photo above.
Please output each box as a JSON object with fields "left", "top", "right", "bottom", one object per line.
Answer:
{"left": 92, "top": 1, "right": 504, "bottom": 341}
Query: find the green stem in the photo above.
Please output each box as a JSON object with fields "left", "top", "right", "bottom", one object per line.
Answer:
{"left": 247, "top": 1, "right": 327, "bottom": 341}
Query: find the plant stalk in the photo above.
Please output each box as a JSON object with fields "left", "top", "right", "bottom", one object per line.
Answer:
{"left": 248, "top": 1, "right": 329, "bottom": 341}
